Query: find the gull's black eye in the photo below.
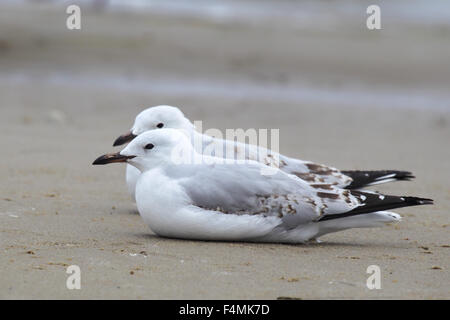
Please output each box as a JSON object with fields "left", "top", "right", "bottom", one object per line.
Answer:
{"left": 156, "top": 123, "right": 164, "bottom": 128}
{"left": 144, "top": 143, "right": 154, "bottom": 150}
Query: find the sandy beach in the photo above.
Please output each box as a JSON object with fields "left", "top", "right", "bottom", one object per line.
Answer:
{"left": 0, "top": 2, "right": 449, "bottom": 299}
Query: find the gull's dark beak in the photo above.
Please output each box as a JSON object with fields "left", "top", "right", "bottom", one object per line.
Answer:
{"left": 113, "top": 131, "right": 137, "bottom": 146}
{"left": 92, "top": 152, "right": 135, "bottom": 165}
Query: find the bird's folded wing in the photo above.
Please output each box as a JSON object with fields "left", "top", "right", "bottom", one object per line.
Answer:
{"left": 223, "top": 139, "right": 353, "bottom": 187}
{"left": 174, "top": 161, "right": 364, "bottom": 226}
{"left": 202, "top": 136, "right": 352, "bottom": 187}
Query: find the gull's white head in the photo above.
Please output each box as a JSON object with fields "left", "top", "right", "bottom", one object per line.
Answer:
{"left": 113, "top": 105, "right": 194, "bottom": 146}
{"left": 94, "top": 129, "right": 194, "bottom": 172}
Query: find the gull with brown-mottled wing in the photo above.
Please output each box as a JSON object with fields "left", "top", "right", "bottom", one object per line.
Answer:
{"left": 93, "top": 129, "right": 432, "bottom": 243}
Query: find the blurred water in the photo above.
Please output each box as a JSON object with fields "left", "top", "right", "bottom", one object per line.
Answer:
{"left": 1, "top": 71, "right": 449, "bottom": 111}
{"left": 58, "top": 0, "right": 450, "bottom": 26}
{"left": 2, "top": 0, "right": 450, "bottom": 112}
{"left": 8, "top": 0, "right": 450, "bottom": 26}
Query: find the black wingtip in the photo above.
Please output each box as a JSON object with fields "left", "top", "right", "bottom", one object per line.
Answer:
{"left": 403, "top": 196, "right": 434, "bottom": 206}
{"left": 318, "top": 192, "right": 433, "bottom": 222}
{"left": 341, "top": 170, "right": 416, "bottom": 189}
{"left": 388, "top": 171, "right": 415, "bottom": 181}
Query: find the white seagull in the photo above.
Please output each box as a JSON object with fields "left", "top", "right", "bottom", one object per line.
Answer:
{"left": 113, "top": 105, "right": 414, "bottom": 201}
{"left": 94, "top": 129, "right": 432, "bottom": 243}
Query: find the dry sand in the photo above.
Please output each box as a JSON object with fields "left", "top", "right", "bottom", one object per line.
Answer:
{"left": 0, "top": 3, "right": 449, "bottom": 299}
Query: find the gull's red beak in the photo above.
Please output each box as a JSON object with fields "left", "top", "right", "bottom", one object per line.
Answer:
{"left": 92, "top": 152, "right": 135, "bottom": 165}
{"left": 113, "top": 131, "right": 137, "bottom": 146}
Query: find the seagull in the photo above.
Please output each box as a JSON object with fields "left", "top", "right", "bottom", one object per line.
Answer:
{"left": 113, "top": 105, "right": 414, "bottom": 200}
{"left": 93, "top": 129, "right": 432, "bottom": 243}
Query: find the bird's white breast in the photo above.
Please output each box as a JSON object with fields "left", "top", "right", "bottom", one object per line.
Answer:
{"left": 134, "top": 168, "right": 280, "bottom": 241}
{"left": 126, "top": 164, "right": 140, "bottom": 201}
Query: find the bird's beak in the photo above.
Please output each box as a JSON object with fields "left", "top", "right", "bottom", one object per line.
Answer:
{"left": 113, "top": 131, "right": 137, "bottom": 146}
{"left": 92, "top": 152, "right": 135, "bottom": 165}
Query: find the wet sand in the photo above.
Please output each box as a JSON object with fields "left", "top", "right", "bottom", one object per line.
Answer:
{"left": 0, "top": 3, "right": 449, "bottom": 299}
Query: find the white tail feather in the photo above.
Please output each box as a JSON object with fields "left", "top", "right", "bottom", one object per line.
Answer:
{"left": 315, "top": 211, "right": 401, "bottom": 239}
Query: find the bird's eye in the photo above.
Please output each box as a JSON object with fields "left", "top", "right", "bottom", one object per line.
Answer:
{"left": 156, "top": 123, "right": 164, "bottom": 128}
{"left": 144, "top": 143, "right": 154, "bottom": 150}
